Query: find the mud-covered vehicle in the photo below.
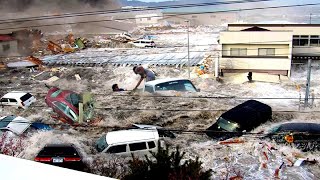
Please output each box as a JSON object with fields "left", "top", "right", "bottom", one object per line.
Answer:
{"left": 206, "top": 100, "right": 272, "bottom": 140}
{"left": 264, "top": 122, "right": 320, "bottom": 151}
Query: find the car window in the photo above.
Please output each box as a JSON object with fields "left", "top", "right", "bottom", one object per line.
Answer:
{"left": 129, "top": 142, "right": 147, "bottom": 151}
{"left": 68, "top": 109, "right": 78, "bottom": 122}
{"left": 0, "top": 98, "right": 8, "bottom": 102}
{"left": 157, "top": 80, "right": 197, "bottom": 92}
{"left": 38, "top": 146, "right": 79, "bottom": 157}
{"left": 65, "top": 93, "right": 80, "bottom": 108}
{"left": 0, "top": 116, "right": 15, "bottom": 128}
{"left": 51, "top": 89, "right": 62, "bottom": 98}
{"left": 53, "top": 102, "right": 68, "bottom": 111}
{"left": 8, "top": 98, "right": 17, "bottom": 102}
{"left": 147, "top": 141, "right": 156, "bottom": 149}
{"left": 145, "top": 85, "right": 154, "bottom": 93}
{"left": 20, "top": 93, "right": 32, "bottom": 101}
{"left": 107, "top": 145, "right": 127, "bottom": 153}
{"left": 96, "top": 135, "right": 108, "bottom": 152}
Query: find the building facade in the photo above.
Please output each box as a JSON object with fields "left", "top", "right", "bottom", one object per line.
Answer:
{"left": 135, "top": 13, "right": 163, "bottom": 25}
{"left": 219, "top": 24, "right": 320, "bottom": 77}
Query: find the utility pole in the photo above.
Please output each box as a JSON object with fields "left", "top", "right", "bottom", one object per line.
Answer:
{"left": 304, "top": 59, "right": 312, "bottom": 107}
{"left": 310, "top": 13, "right": 312, "bottom": 24}
{"left": 185, "top": 20, "right": 190, "bottom": 79}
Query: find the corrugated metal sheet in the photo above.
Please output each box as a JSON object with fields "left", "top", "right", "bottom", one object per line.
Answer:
{"left": 43, "top": 52, "right": 205, "bottom": 66}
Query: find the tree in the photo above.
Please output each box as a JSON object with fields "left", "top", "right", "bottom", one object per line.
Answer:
{"left": 123, "top": 144, "right": 212, "bottom": 180}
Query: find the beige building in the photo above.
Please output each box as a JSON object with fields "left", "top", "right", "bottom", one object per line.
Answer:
{"left": 135, "top": 13, "right": 163, "bottom": 25}
{"left": 219, "top": 24, "right": 320, "bottom": 77}
{"left": 160, "top": 12, "right": 237, "bottom": 26}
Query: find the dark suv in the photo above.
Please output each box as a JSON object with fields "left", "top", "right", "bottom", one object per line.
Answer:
{"left": 206, "top": 100, "right": 272, "bottom": 140}
{"left": 34, "top": 144, "right": 85, "bottom": 171}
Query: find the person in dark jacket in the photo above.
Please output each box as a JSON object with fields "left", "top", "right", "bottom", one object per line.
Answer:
{"left": 112, "top": 84, "right": 125, "bottom": 92}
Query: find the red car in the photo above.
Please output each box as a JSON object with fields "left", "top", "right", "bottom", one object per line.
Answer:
{"left": 45, "top": 87, "right": 82, "bottom": 125}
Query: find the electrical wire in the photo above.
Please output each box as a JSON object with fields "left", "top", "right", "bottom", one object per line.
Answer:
{"left": 1, "top": 2, "right": 320, "bottom": 31}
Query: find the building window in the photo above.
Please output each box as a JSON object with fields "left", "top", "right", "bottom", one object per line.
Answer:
{"left": 191, "top": 15, "right": 197, "bottom": 18}
{"left": 258, "top": 48, "right": 275, "bottom": 56}
{"left": 2, "top": 44, "right": 10, "bottom": 52}
{"left": 293, "top": 35, "right": 311, "bottom": 46}
{"left": 310, "top": 35, "right": 320, "bottom": 46}
{"left": 147, "top": 17, "right": 151, "bottom": 21}
{"left": 230, "top": 48, "right": 247, "bottom": 56}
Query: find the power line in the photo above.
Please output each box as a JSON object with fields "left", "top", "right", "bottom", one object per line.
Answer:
{"left": 1, "top": 2, "right": 320, "bottom": 32}
{"left": 0, "top": 0, "right": 276, "bottom": 24}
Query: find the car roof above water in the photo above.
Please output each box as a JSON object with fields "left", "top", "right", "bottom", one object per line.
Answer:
{"left": 1, "top": 91, "right": 29, "bottom": 99}
{"left": 105, "top": 129, "right": 159, "bottom": 145}
{"left": 145, "top": 78, "right": 191, "bottom": 86}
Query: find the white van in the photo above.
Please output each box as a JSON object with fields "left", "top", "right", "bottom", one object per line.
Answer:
{"left": 95, "top": 129, "right": 164, "bottom": 157}
{"left": 0, "top": 91, "right": 36, "bottom": 109}
{"left": 129, "top": 39, "right": 156, "bottom": 48}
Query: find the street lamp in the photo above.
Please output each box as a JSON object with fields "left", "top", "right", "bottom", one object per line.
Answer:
{"left": 185, "top": 20, "right": 190, "bottom": 79}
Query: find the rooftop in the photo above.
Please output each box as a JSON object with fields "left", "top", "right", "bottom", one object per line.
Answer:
{"left": 229, "top": 24, "right": 320, "bottom": 27}
{"left": 105, "top": 129, "right": 159, "bottom": 145}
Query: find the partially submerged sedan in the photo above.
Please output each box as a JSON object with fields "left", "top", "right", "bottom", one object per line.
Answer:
{"left": 45, "top": 87, "right": 94, "bottom": 125}
{"left": 144, "top": 78, "right": 199, "bottom": 93}
{"left": 264, "top": 122, "right": 320, "bottom": 151}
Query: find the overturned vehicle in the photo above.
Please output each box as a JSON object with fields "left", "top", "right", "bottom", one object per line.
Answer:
{"left": 206, "top": 100, "right": 272, "bottom": 140}
{"left": 45, "top": 87, "right": 94, "bottom": 125}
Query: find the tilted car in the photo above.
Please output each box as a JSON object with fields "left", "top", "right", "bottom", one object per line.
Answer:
{"left": 0, "top": 115, "right": 31, "bottom": 136}
{"left": 34, "top": 144, "right": 85, "bottom": 171}
{"left": 264, "top": 122, "right": 320, "bottom": 151}
{"left": 206, "top": 100, "right": 272, "bottom": 140}
{"left": 129, "top": 39, "right": 156, "bottom": 48}
{"left": 144, "top": 78, "right": 199, "bottom": 93}
{"left": 45, "top": 87, "right": 94, "bottom": 125}
{"left": 0, "top": 91, "right": 36, "bottom": 109}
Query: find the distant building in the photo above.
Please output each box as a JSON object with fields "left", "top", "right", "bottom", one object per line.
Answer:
{"left": 160, "top": 12, "right": 237, "bottom": 26}
{"left": 0, "top": 34, "right": 18, "bottom": 56}
{"left": 218, "top": 24, "right": 320, "bottom": 77}
{"left": 135, "top": 13, "right": 163, "bottom": 25}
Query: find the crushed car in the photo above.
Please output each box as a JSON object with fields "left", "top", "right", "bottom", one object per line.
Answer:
{"left": 144, "top": 78, "right": 199, "bottom": 93}
{"left": 206, "top": 100, "right": 272, "bottom": 140}
{"left": 264, "top": 122, "right": 320, "bottom": 151}
{"left": 0, "top": 115, "right": 31, "bottom": 136}
{"left": 34, "top": 144, "right": 85, "bottom": 171}
{"left": 45, "top": 87, "right": 94, "bottom": 125}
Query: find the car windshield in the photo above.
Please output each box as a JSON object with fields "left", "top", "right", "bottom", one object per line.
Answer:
{"left": 51, "top": 89, "right": 62, "bottom": 98}
{"left": 96, "top": 135, "right": 108, "bottom": 152}
{"left": 0, "top": 116, "right": 15, "bottom": 128}
{"left": 155, "top": 80, "right": 197, "bottom": 92}
{"left": 38, "top": 146, "right": 79, "bottom": 157}
{"left": 66, "top": 93, "right": 80, "bottom": 108}
{"left": 20, "top": 93, "right": 32, "bottom": 101}
{"left": 216, "top": 117, "right": 239, "bottom": 132}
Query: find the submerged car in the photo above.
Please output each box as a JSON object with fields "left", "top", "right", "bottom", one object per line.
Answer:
{"left": 129, "top": 39, "right": 156, "bottom": 48}
{"left": 144, "top": 78, "right": 199, "bottom": 93}
{"left": 34, "top": 144, "right": 84, "bottom": 171}
{"left": 264, "top": 122, "right": 320, "bottom": 151}
{"left": 0, "top": 115, "right": 31, "bottom": 136}
{"left": 206, "top": 100, "right": 272, "bottom": 140}
{"left": 95, "top": 129, "right": 165, "bottom": 157}
{"left": 45, "top": 87, "right": 94, "bottom": 125}
{"left": 0, "top": 91, "right": 36, "bottom": 109}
